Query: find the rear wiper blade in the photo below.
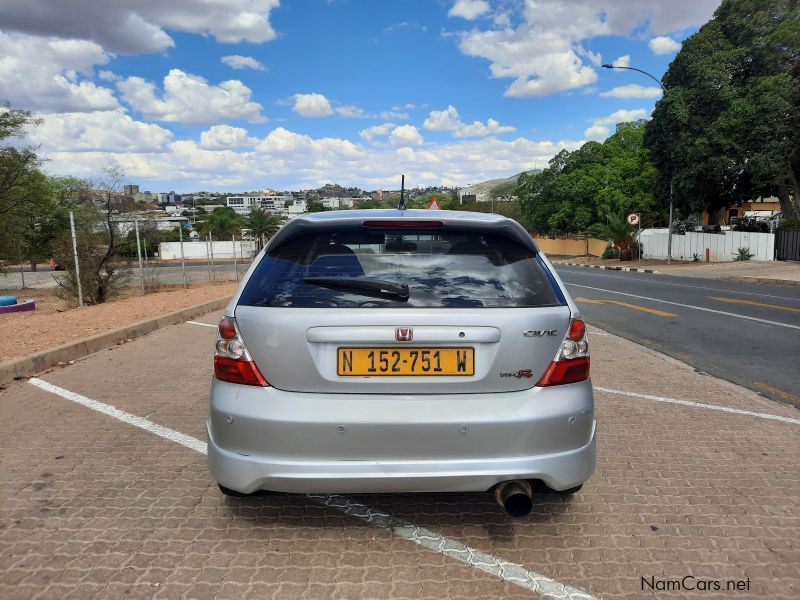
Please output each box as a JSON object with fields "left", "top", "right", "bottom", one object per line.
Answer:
{"left": 303, "top": 277, "right": 410, "bottom": 301}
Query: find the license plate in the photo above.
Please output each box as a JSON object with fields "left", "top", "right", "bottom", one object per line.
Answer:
{"left": 337, "top": 347, "right": 474, "bottom": 376}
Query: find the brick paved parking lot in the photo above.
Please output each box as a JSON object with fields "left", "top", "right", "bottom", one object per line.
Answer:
{"left": 1, "top": 312, "right": 798, "bottom": 599}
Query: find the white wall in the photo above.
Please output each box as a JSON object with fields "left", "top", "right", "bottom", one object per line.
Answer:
{"left": 641, "top": 230, "right": 775, "bottom": 262}
{"left": 159, "top": 240, "right": 257, "bottom": 260}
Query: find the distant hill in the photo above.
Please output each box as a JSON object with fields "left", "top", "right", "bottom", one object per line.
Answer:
{"left": 467, "top": 169, "right": 542, "bottom": 192}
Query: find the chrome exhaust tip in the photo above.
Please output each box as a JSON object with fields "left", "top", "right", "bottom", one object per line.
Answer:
{"left": 495, "top": 480, "right": 533, "bottom": 518}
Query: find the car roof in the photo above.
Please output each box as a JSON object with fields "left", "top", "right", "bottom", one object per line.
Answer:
{"left": 294, "top": 209, "right": 508, "bottom": 223}
{"left": 268, "top": 209, "right": 537, "bottom": 253}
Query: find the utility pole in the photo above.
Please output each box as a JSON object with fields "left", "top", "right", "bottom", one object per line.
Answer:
{"left": 179, "top": 226, "right": 187, "bottom": 289}
{"left": 134, "top": 219, "right": 145, "bottom": 294}
{"left": 602, "top": 63, "right": 674, "bottom": 264}
{"left": 667, "top": 181, "right": 674, "bottom": 264}
{"left": 69, "top": 211, "right": 84, "bottom": 307}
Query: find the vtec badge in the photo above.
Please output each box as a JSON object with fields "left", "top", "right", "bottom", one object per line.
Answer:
{"left": 500, "top": 370, "right": 533, "bottom": 378}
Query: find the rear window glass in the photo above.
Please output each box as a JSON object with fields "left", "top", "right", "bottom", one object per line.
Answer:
{"left": 238, "top": 227, "right": 563, "bottom": 308}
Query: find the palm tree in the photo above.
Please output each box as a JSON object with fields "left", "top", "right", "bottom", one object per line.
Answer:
{"left": 247, "top": 207, "right": 285, "bottom": 251}
{"left": 195, "top": 207, "right": 242, "bottom": 240}
{"left": 587, "top": 210, "right": 637, "bottom": 260}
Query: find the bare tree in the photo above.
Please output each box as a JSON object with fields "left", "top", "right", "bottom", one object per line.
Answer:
{"left": 56, "top": 167, "right": 132, "bottom": 304}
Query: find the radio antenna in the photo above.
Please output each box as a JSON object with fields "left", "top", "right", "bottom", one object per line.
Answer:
{"left": 397, "top": 174, "right": 406, "bottom": 210}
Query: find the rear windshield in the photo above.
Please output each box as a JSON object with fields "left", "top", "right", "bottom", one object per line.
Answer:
{"left": 238, "top": 226, "right": 564, "bottom": 308}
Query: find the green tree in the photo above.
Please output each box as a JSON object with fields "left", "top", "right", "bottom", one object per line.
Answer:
{"left": 12, "top": 176, "right": 81, "bottom": 266}
{"left": 0, "top": 105, "right": 50, "bottom": 262}
{"left": 489, "top": 181, "right": 517, "bottom": 200}
{"left": 517, "top": 121, "right": 657, "bottom": 234}
{"left": 196, "top": 206, "right": 243, "bottom": 239}
{"left": 247, "top": 207, "right": 285, "bottom": 251}
{"left": 354, "top": 198, "right": 381, "bottom": 209}
{"left": 644, "top": 0, "right": 800, "bottom": 220}
{"left": 0, "top": 105, "right": 43, "bottom": 217}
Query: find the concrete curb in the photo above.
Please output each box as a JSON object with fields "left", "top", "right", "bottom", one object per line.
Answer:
{"left": 0, "top": 296, "right": 230, "bottom": 386}
{"left": 553, "top": 261, "right": 658, "bottom": 274}
{"left": 719, "top": 276, "right": 800, "bottom": 287}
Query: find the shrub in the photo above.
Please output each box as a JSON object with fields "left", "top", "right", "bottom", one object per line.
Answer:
{"left": 601, "top": 244, "right": 619, "bottom": 259}
{"left": 731, "top": 217, "right": 769, "bottom": 233}
{"left": 777, "top": 218, "right": 800, "bottom": 230}
{"left": 733, "top": 247, "right": 754, "bottom": 261}
{"left": 671, "top": 214, "right": 700, "bottom": 235}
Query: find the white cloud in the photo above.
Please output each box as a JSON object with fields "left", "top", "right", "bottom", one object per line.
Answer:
{"left": 0, "top": 32, "right": 118, "bottom": 112}
{"left": 423, "top": 105, "right": 515, "bottom": 138}
{"left": 453, "top": 0, "right": 719, "bottom": 98}
{"left": 423, "top": 105, "right": 462, "bottom": 131}
{"left": 448, "top": 0, "right": 491, "bottom": 20}
{"left": 221, "top": 55, "right": 266, "bottom": 71}
{"left": 199, "top": 125, "right": 258, "bottom": 150}
{"left": 117, "top": 69, "right": 265, "bottom": 124}
{"left": 389, "top": 125, "right": 423, "bottom": 147}
{"left": 454, "top": 118, "right": 516, "bottom": 138}
{"left": 600, "top": 84, "right": 662, "bottom": 99}
{"left": 359, "top": 122, "right": 396, "bottom": 141}
{"left": 336, "top": 105, "right": 374, "bottom": 119}
{"left": 649, "top": 36, "right": 682, "bottom": 55}
{"left": 612, "top": 54, "right": 630, "bottom": 68}
{"left": 0, "top": 0, "right": 281, "bottom": 54}
{"left": 256, "top": 127, "right": 365, "bottom": 160}
{"left": 291, "top": 93, "right": 334, "bottom": 118}
{"left": 458, "top": 21, "right": 600, "bottom": 97}
{"left": 584, "top": 108, "right": 648, "bottom": 140}
{"left": 97, "top": 70, "right": 119, "bottom": 81}
{"left": 29, "top": 109, "right": 172, "bottom": 153}
{"left": 34, "top": 123, "right": 586, "bottom": 191}
{"left": 380, "top": 109, "right": 410, "bottom": 120}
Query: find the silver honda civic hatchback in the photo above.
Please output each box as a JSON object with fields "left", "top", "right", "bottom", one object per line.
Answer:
{"left": 208, "top": 209, "right": 595, "bottom": 516}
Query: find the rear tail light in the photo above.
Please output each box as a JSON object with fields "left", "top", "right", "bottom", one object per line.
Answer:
{"left": 214, "top": 317, "right": 268, "bottom": 386}
{"left": 362, "top": 220, "right": 443, "bottom": 228}
{"left": 538, "top": 318, "right": 590, "bottom": 386}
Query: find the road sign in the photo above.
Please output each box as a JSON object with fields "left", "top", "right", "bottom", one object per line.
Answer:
{"left": 627, "top": 213, "right": 640, "bottom": 225}
{"left": 427, "top": 197, "right": 442, "bottom": 210}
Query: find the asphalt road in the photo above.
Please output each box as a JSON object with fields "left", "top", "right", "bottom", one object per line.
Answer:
{"left": 554, "top": 265, "right": 800, "bottom": 407}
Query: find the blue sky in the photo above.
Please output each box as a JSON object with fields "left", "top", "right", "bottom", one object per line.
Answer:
{"left": 0, "top": 0, "right": 721, "bottom": 192}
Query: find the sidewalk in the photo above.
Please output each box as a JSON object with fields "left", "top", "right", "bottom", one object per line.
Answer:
{"left": 0, "top": 282, "right": 237, "bottom": 362}
{"left": 550, "top": 255, "right": 800, "bottom": 286}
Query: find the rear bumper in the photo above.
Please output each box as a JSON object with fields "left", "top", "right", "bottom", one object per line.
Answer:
{"left": 208, "top": 378, "right": 596, "bottom": 494}
{"left": 209, "top": 421, "right": 595, "bottom": 493}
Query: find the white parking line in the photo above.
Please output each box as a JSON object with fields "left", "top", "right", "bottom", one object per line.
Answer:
{"left": 596, "top": 386, "right": 800, "bottom": 426}
{"left": 27, "top": 377, "right": 597, "bottom": 600}
{"left": 187, "top": 320, "right": 217, "bottom": 329}
{"left": 564, "top": 282, "right": 800, "bottom": 330}
{"left": 29, "top": 378, "right": 207, "bottom": 453}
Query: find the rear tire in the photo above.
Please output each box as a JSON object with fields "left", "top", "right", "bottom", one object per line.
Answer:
{"left": 218, "top": 483, "right": 250, "bottom": 497}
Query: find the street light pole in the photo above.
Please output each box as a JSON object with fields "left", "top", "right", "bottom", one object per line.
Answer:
{"left": 602, "top": 63, "right": 673, "bottom": 264}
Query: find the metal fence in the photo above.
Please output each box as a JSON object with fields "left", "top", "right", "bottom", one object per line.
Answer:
{"left": 641, "top": 229, "right": 776, "bottom": 262}
{"left": 0, "top": 220, "right": 259, "bottom": 316}
{"left": 775, "top": 229, "right": 800, "bottom": 261}
{"left": 0, "top": 259, "right": 66, "bottom": 315}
